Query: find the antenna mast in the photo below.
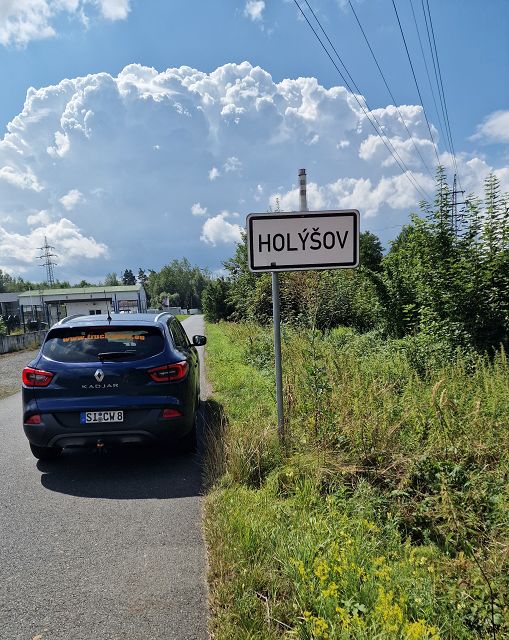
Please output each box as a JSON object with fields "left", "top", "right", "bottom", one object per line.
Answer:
{"left": 37, "top": 236, "right": 58, "bottom": 287}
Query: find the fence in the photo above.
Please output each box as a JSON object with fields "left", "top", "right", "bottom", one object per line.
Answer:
{"left": 0, "top": 330, "right": 46, "bottom": 355}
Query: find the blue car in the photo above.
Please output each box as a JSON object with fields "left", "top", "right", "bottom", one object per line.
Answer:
{"left": 22, "top": 312, "right": 206, "bottom": 460}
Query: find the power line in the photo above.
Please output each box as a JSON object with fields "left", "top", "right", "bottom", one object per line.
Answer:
{"left": 391, "top": 0, "right": 441, "bottom": 166}
{"left": 347, "top": 0, "right": 435, "bottom": 181}
{"left": 408, "top": 0, "right": 449, "bottom": 157}
{"left": 293, "top": 0, "right": 432, "bottom": 202}
{"left": 301, "top": 0, "right": 430, "bottom": 199}
{"left": 422, "top": 0, "right": 463, "bottom": 191}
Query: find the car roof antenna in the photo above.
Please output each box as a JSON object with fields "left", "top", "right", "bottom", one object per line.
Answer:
{"left": 104, "top": 290, "right": 112, "bottom": 323}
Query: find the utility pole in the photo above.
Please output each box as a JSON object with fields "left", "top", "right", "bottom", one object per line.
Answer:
{"left": 37, "top": 236, "right": 58, "bottom": 287}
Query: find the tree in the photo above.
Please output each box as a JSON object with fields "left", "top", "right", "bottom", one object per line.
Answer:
{"left": 381, "top": 169, "right": 509, "bottom": 350}
{"left": 104, "top": 272, "right": 120, "bottom": 286}
{"left": 137, "top": 268, "right": 149, "bottom": 288}
{"left": 122, "top": 269, "right": 136, "bottom": 285}
{"left": 202, "top": 279, "right": 234, "bottom": 323}
{"left": 223, "top": 232, "right": 259, "bottom": 321}
{"left": 0, "top": 269, "right": 15, "bottom": 293}
{"left": 359, "top": 231, "right": 384, "bottom": 272}
{"left": 147, "top": 259, "right": 210, "bottom": 309}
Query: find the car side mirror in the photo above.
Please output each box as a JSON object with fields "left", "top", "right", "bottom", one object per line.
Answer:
{"left": 192, "top": 335, "right": 207, "bottom": 346}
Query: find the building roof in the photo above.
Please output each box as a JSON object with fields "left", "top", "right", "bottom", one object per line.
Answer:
{"left": 18, "top": 285, "right": 143, "bottom": 298}
{"left": 0, "top": 292, "right": 20, "bottom": 303}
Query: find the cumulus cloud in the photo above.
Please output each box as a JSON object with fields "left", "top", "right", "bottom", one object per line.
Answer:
{"left": 200, "top": 212, "right": 243, "bottom": 246}
{"left": 59, "top": 188, "right": 83, "bottom": 210}
{"left": 0, "top": 0, "right": 130, "bottom": 47}
{"left": 27, "top": 210, "right": 51, "bottom": 226}
{"left": 472, "top": 110, "right": 509, "bottom": 144}
{"left": 271, "top": 171, "right": 435, "bottom": 217}
{"left": 244, "top": 0, "right": 265, "bottom": 22}
{"left": 97, "top": 0, "right": 130, "bottom": 20}
{"left": 0, "top": 165, "right": 43, "bottom": 191}
{"left": 0, "top": 60, "right": 506, "bottom": 281}
{"left": 0, "top": 218, "right": 107, "bottom": 271}
{"left": 191, "top": 202, "right": 207, "bottom": 216}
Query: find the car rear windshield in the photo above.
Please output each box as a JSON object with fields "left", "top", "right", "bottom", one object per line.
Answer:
{"left": 41, "top": 326, "right": 165, "bottom": 363}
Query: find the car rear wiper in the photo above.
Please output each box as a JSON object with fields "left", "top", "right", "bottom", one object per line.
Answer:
{"left": 98, "top": 350, "right": 137, "bottom": 361}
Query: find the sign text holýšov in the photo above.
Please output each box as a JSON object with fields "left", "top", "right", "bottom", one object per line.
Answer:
{"left": 247, "top": 209, "right": 360, "bottom": 272}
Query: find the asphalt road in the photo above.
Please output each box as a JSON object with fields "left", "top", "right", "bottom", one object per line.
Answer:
{"left": 0, "top": 315, "right": 209, "bottom": 640}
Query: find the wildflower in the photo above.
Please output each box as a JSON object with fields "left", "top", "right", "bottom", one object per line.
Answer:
{"left": 314, "top": 558, "right": 330, "bottom": 583}
{"left": 404, "top": 619, "right": 441, "bottom": 639}
{"left": 335, "top": 607, "right": 352, "bottom": 630}
{"left": 321, "top": 581, "right": 339, "bottom": 598}
{"left": 309, "top": 615, "right": 329, "bottom": 638}
{"left": 291, "top": 558, "right": 307, "bottom": 579}
{"left": 375, "top": 588, "right": 404, "bottom": 633}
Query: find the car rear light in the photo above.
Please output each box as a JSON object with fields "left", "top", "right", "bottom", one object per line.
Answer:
{"left": 148, "top": 361, "right": 189, "bottom": 383}
{"left": 161, "top": 408, "right": 182, "bottom": 419}
{"left": 22, "top": 367, "right": 54, "bottom": 387}
{"left": 25, "top": 414, "right": 42, "bottom": 425}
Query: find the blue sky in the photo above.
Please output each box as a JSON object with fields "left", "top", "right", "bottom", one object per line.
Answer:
{"left": 0, "top": 0, "right": 507, "bottom": 283}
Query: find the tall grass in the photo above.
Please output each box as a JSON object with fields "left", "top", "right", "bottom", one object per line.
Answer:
{"left": 204, "top": 322, "right": 509, "bottom": 639}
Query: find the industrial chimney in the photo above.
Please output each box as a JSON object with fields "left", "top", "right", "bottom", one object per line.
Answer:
{"left": 298, "top": 168, "right": 308, "bottom": 212}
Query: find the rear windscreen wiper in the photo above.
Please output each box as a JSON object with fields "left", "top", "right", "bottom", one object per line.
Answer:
{"left": 98, "top": 350, "right": 137, "bottom": 361}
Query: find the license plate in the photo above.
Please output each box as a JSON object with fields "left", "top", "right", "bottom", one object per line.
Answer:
{"left": 80, "top": 411, "right": 124, "bottom": 424}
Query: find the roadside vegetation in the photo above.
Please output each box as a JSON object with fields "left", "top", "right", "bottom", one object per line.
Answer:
{"left": 203, "top": 170, "right": 509, "bottom": 639}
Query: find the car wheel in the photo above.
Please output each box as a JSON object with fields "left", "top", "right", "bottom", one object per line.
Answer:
{"left": 29, "top": 443, "right": 62, "bottom": 461}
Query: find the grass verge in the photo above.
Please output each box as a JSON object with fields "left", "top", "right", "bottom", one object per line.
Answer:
{"left": 204, "top": 322, "right": 509, "bottom": 639}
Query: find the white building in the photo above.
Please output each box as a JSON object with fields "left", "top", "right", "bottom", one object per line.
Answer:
{"left": 18, "top": 285, "right": 148, "bottom": 328}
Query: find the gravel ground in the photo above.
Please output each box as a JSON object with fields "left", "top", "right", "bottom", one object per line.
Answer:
{"left": 0, "top": 348, "right": 38, "bottom": 399}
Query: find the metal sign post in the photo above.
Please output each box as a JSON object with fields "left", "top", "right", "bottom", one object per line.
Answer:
{"left": 271, "top": 270, "right": 284, "bottom": 441}
{"left": 246, "top": 179, "right": 360, "bottom": 444}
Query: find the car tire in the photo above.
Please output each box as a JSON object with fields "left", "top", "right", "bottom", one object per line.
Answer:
{"left": 29, "top": 443, "right": 62, "bottom": 461}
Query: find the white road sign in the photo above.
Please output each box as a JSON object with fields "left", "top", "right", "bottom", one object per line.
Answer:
{"left": 247, "top": 209, "right": 360, "bottom": 272}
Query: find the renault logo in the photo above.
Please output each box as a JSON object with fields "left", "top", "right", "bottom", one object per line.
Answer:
{"left": 94, "top": 369, "right": 105, "bottom": 383}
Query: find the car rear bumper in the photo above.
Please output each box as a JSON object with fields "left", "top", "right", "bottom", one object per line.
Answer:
{"left": 24, "top": 412, "right": 193, "bottom": 448}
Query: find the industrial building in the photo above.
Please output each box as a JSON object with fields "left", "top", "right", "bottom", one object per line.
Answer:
{"left": 17, "top": 284, "right": 148, "bottom": 329}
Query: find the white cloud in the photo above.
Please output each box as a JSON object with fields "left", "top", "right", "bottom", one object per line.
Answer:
{"left": 191, "top": 202, "right": 207, "bottom": 216}
{"left": 0, "top": 0, "right": 130, "bottom": 47}
{"left": 47, "top": 131, "right": 70, "bottom": 157}
{"left": 200, "top": 212, "right": 243, "bottom": 246}
{"left": 59, "top": 188, "right": 83, "bottom": 210}
{"left": 472, "top": 110, "right": 509, "bottom": 144}
{"left": 96, "top": 0, "right": 130, "bottom": 20}
{"left": 27, "top": 210, "right": 51, "bottom": 226}
{"left": 224, "top": 156, "right": 242, "bottom": 173}
{"left": 244, "top": 0, "right": 265, "bottom": 22}
{"left": 0, "top": 218, "right": 107, "bottom": 268}
{"left": 0, "top": 61, "right": 506, "bottom": 282}
{"left": 0, "top": 165, "right": 43, "bottom": 191}
{"left": 271, "top": 172, "right": 435, "bottom": 218}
